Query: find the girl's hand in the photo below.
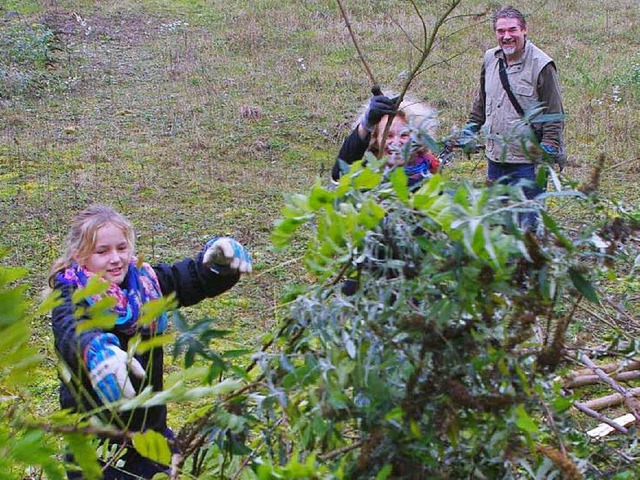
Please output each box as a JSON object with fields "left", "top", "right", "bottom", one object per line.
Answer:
{"left": 204, "top": 237, "right": 252, "bottom": 274}
{"left": 84, "top": 333, "right": 146, "bottom": 403}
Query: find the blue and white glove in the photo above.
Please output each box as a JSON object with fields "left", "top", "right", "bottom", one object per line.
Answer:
{"left": 84, "top": 333, "right": 145, "bottom": 403}
{"left": 540, "top": 142, "right": 565, "bottom": 171}
{"left": 204, "top": 237, "right": 252, "bottom": 274}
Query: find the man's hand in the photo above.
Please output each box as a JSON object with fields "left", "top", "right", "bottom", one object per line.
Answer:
{"left": 362, "top": 93, "right": 398, "bottom": 132}
{"left": 447, "top": 124, "right": 482, "bottom": 155}
{"left": 204, "top": 237, "right": 252, "bottom": 274}
{"left": 540, "top": 142, "right": 565, "bottom": 171}
{"left": 461, "top": 123, "right": 480, "bottom": 137}
{"left": 84, "top": 333, "right": 145, "bottom": 403}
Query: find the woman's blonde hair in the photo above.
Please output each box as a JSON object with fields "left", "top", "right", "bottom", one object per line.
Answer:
{"left": 49, "top": 204, "right": 136, "bottom": 286}
{"left": 355, "top": 94, "right": 439, "bottom": 156}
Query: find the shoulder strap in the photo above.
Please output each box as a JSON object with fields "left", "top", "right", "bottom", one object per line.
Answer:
{"left": 498, "top": 57, "right": 525, "bottom": 117}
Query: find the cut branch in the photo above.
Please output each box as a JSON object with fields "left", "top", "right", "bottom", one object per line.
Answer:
{"left": 574, "top": 402, "right": 629, "bottom": 435}
{"left": 567, "top": 359, "right": 640, "bottom": 379}
{"left": 586, "top": 413, "right": 636, "bottom": 439}
{"left": 579, "top": 387, "right": 640, "bottom": 411}
{"left": 565, "top": 370, "right": 640, "bottom": 388}
{"left": 579, "top": 353, "right": 640, "bottom": 423}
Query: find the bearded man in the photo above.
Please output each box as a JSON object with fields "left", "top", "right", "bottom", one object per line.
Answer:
{"left": 465, "top": 6, "right": 565, "bottom": 230}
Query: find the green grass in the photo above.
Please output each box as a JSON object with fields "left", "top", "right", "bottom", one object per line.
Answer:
{"left": 1, "top": 0, "right": 639, "bottom": 444}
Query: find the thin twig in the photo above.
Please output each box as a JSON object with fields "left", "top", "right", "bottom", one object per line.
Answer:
{"left": 602, "top": 296, "right": 640, "bottom": 329}
{"left": 252, "top": 256, "right": 305, "bottom": 280}
{"left": 396, "top": 0, "right": 462, "bottom": 97}
{"left": 576, "top": 301, "right": 635, "bottom": 341}
{"left": 541, "top": 401, "right": 566, "bottom": 456}
{"left": 386, "top": 12, "right": 421, "bottom": 53}
{"left": 377, "top": 0, "right": 463, "bottom": 154}
{"left": 415, "top": 49, "right": 470, "bottom": 76}
{"left": 231, "top": 418, "right": 284, "bottom": 480}
{"left": 335, "top": 0, "right": 376, "bottom": 85}
{"left": 604, "top": 157, "right": 638, "bottom": 172}
{"left": 318, "top": 439, "right": 364, "bottom": 461}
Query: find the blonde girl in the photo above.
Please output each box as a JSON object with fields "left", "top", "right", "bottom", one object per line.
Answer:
{"left": 50, "top": 204, "right": 251, "bottom": 479}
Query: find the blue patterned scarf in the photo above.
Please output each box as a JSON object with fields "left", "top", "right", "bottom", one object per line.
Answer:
{"left": 404, "top": 151, "right": 440, "bottom": 188}
{"left": 56, "top": 259, "right": 168, "bottom": 336}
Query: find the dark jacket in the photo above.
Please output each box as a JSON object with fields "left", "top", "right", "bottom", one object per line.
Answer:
{"left": 51, "top": 249, "right": 239, "bottom": 434}
{"left": 331, "top": 127, "right": 371, "bottom": 182}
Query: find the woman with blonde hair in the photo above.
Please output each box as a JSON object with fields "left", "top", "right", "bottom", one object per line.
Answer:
{"left": 332, "top": 87, "right": 439, "bottom": 188}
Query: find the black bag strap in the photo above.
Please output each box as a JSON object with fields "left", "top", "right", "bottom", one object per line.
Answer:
{"left": 498, "top": 57, "right": 525, "bottom": 117}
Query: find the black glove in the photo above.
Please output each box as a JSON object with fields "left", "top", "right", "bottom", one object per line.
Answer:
{"left": 362, "top": 90, "right": 397, "bottom": 132}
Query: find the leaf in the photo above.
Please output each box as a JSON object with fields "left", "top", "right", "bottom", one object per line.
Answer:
{"left": 71, "top": 275, "right": 109, "bottom": 303}
{"left": 535, "top": 165, "right": 548, "bottom": 189}
{"left": 390, "top": 167, "right": 409, "bottom": 201}
{"left": 132, "top": 430, "right": 172, "bottom": 466}
{"left": 0, "top": 284, "right": 28, "bottom": 326}
{"left": 546, "top": 165, "right": 562, "bottom": 192}
{"left": 568, "top": 267, "right": 599, "bottom": 303}
{"left": 610, "top": 471, "right": 636, "bottom": 480}
{"left": 75, "top": 307, "right": 117, "bottom": 334}
{"left": 357, "top": 198, "right": 385, "bottom": 229}
{"left": 0, "top": 266, "right": 27, "bottom": 288}
{"left": 353, "top": 166, "right": 382, "bottom": 190}
{"left": 222, "top": 348, "right": 252, "bottom": 359}
{"left": 308, "top": 182, "right": 335, "bottom": 210}
{"left": 64, "top": 433, "right": 102, "bottom": 480}
{"left": 36, "top": 288, "right": 62, "bottom": 315}
{"left": 135, "top": 333, "right": 173, "bottom": 354}
{"left": 376, "top": 464, "right": 393, "bottom": 480}
{"left": 0, "top": 319, "right": 29, "bottom": 356}
{"left": 342, "top": 330, "right": 356, "bottom": 359}
{"left": 470, "top": 220, "right": 485, "bottom": 257}
{"left": 138, "top": 295, "right": 176, "bottom": 327}
{"left": 552, "top": 396, "right": 573, "bottom": 413}
{"left": 515, "top": 404, "right": 538, "bottom": 434}
{"left": 9, "top": 430, "right": 66, "bottom": 480}
{"left": 540, "top": 211, "right": 573, "bottom": 249}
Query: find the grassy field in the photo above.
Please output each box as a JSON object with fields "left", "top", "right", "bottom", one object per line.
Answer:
{"left": 1, "top": 0, "right": 639, "bottom": 422}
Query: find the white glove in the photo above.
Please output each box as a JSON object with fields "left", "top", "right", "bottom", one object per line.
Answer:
{"left": 203, "top": 237, "right": 252, "bottom": 274}
{"left": 85, "top": 333, "right": 146, "bottom": 402}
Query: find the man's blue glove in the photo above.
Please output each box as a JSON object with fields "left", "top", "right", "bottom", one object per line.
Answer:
{"left": 462, "top": 124, "right": 478, "bottom": 136}
{"left": 362, "top": 94, "right": 398, "bottom": 132}
{"left": 204, "top": 237, "right": 252, "bottom": 274}
{"left": 84, "top": 333, "right": 145, "bottom": 403}
{"left": 540, "top": 142, "right": 565, "bottom": 171}
{"left": 453, "top": 123, "right": 481, "bottom": 153}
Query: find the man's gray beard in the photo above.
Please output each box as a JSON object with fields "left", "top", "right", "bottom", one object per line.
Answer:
{"left": 502, "top": 45, "right": 516, "bottom": 55}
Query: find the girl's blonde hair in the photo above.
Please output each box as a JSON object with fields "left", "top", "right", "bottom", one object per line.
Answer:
{"left": 49, "top": 204, "right": 136, "bottom": 286}
{"left": 355, "top": 94, "right": 439, "bottom": 156}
